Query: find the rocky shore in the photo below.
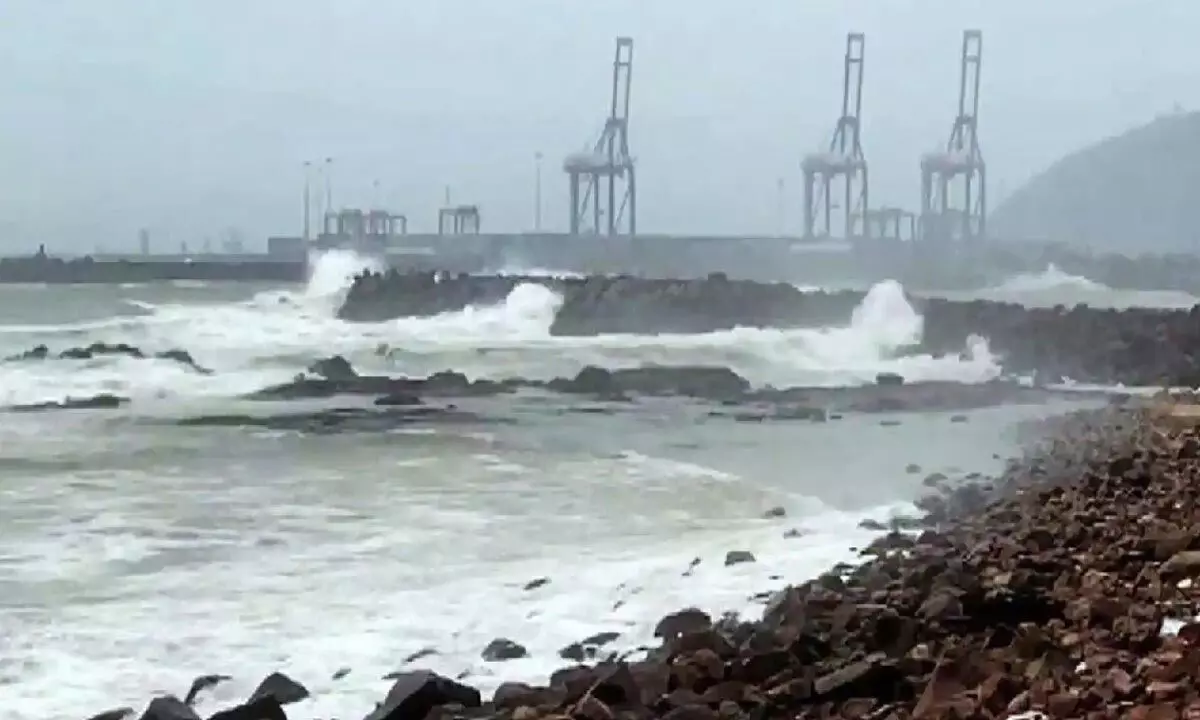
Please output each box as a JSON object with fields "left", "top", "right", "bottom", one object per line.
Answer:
{"left": 89, "top": 397, "right": 1200, "bottom": 720}
{"left": 338, "top": 270, "right": 1200, "bottom": 386}
{"left": 168, "top": 355, "right": 1105, "bottom": 433}
{"left": 0, "top": 344, "right": 1106, "bottom": 424}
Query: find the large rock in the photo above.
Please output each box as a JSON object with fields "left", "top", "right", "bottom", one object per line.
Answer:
{"left": 364, "top": 670, "right": 481, "bottom": 720}
{"left": 336, "top": 270, "right": 1200, "bottom": 386}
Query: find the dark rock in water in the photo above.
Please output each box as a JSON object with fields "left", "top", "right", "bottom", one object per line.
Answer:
{"left": 923, "top": 471, "right": 948, "bottom": 487}
{"left": 558, "top": 630, "right": 623, "bottom": 661}
{"left": 247, "top": 671, "right": 309, "bottom": 705}
{"left": 205, "top": 696, "right": 285, "bottom": 720}
{"left": 654, "top": 608, "right": 711, "bottom": 639}
{"left": 373, "top": 392, "right": 424, "bottom": 407}
{"left": 332, "top": 667, "right": 351, "bottom": 680}
{"left": 85, "top": 709, "right": 135, "bottom": 720}
{"left": 547, "top": 364, "right": 750, "bottom": 401}
{"left": 137, "top": 696, "right": 199, "bottom": 720}
{"left": 251, "top": 355, "right": 1111, "bottom": 419}
{"left": 724, "top": 550, "right": 756, "bottom": 566}
{"left": 153, "top": 349, "right": 212, "bottom": 375}
{"left": 523, "top": 576, "right": 550, "bottom": 591}
{"left": 8, "top": 393, "right": 128, "bottom": 412}
{"left": 59, "top": 342, "right": 144, "bottom": 361}
{"left": 183, "top": 673, "right": 232, "bottom": 705}
{"left": 10, "top": 344, "right": 49, "bottom": 360}
{"left": 401, "top": 646, "right": 438, "bottom": 665}
{"left": 876, "top": 371, "right": 904, "bottom": 386}
{"left": 365, "top": 670, "right": 481, "bottom": 720}
{"left": 249, "top": 367, "right": 511, "bottom": 402}
{"left": 307, "top": 354, "right": 356, "bottom": 381}
{"left": 176, "top": 406, "right": 496, "bottom": 434}
{"left": 481, "top": 637, "right": 529, "bottom": 662}
{"left": 6, "top": 342, "right": 212, "bottom": 374}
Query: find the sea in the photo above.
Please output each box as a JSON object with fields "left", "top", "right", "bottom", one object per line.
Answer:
{"left": 0, "top": 253, "right": 1191, "bottom": 720}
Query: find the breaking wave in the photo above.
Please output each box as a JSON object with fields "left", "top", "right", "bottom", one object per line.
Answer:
{"left": 0, "top": 251, "right": 999, "bottom": 405}
{"left": 972, "top": 263, "right": 1199, "bottom": 309}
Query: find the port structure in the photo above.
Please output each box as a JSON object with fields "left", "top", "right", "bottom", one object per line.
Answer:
{"left": 863, "top": 207, "right": 916, "bottom": 242}
{"left": 438, "top": 205, "right": 481, "bottom": 235}
{"left": 802, "top": 33, "right": 868, "bottom": 241}
{"left": 919, "top": 30, "right": 986, "bottom": 243}
{"left": 563, "top": 37, "right": 636, "bottom": 236}
{"left": 313, "top": 208, "right": 408, "bottom": 252}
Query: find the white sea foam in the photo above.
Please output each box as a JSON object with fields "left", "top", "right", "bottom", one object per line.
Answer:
{"left": 1, "top": 395, "right": 1063, "bottom": 720}
{"left": 966, "top": 263, "right": 1200, "bottom": 309}
{"left": 0, "top": 250, "right": 1162, "bottom": 720}
{"left": 0, "top": 433, "right": 919, "bottom": 720}
{"left": 0, "top": 252, "right": 1002, "bottom": 406}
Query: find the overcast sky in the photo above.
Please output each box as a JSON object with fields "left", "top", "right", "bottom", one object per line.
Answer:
{"left": 0, "top": 0, "right": 1194, "bottom": 251}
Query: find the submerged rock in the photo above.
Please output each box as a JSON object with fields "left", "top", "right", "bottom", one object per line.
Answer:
{"left": 481, "top": 637, "right": 529, "bottom": 662}
{"left": 723, "top": 550, "right": 756, "bottom": 566}
{"left": 175, "top": 405, "right": 498, "bottom": 433}
{"left": 7, "top": 393, "right": 128, "bottom": 412}
{"left": 246, "top": 356, "right": 1099, "bottom": 422}
{"left": 6, "top": 342, "right": 212, "bottom": 374}
{"left": 183, "top": 673, "right": 232, "bottom": 705}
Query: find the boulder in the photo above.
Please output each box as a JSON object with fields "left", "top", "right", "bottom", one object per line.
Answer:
{"left": 364, "top": 670, "right": 481, "bottom": 720}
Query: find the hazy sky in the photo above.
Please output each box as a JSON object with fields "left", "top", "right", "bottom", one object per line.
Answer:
{"left": 0, "top": 1, "right": 1195, "bottom": 251}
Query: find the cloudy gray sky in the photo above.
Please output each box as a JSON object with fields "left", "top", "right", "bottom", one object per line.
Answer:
{"left": 0, "top": 0, "right": 1193, "bottom": 251}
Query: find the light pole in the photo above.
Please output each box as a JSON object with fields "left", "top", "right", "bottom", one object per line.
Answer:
{"left": 776, "top": 176, "right": 786, "bottom": 237}
{"left": 302, "top": 161, "right": 312, "bottom": 242}
{"left": 534, "top": 151, "right": 543, "bottom": 232}
{"left": 324, "top": 157, "right": 334, "bottom": 215}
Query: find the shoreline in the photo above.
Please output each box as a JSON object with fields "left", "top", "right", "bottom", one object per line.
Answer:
{"left": 79, "top": 396, "right": 1196, "bottom": 720}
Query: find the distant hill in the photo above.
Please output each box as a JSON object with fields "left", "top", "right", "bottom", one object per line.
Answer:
{"left": 991, "top": 111, "right": 1200, "bottom": 253}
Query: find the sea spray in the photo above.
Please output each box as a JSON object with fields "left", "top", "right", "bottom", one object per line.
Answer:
{"left": 0, "top": 274, "right": 1001, "bottom": 405}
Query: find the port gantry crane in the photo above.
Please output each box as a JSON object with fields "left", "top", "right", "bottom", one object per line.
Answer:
{"left": 802, "top": 32, "right": 869, "bottom": 241}
{"left": 919, "top": 30, "right": 986, "bottom": 243}
{"left": 563, "top": 37, "right": 636, "bottom": 236}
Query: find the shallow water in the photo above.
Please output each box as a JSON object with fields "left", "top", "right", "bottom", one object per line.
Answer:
{"left": 0, "top": 254, "right": 1161, "bottom": 719}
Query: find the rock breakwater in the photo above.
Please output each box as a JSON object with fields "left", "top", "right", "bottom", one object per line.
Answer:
{"left": 340, "top": 270, "right": 1200, "bottom": 386}
{"left": 95, "top": 401, "right": 1200, "bottom": 719}
{"left": 338, "top": 271, "right": 865, "bottom": 334}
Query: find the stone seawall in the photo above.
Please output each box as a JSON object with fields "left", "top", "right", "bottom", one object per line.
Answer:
{"left": 339, "top": 270, "right": 1200, "bottom": 386}
{"left": 0, "top": 256, "right": 308, "bottom": 284}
